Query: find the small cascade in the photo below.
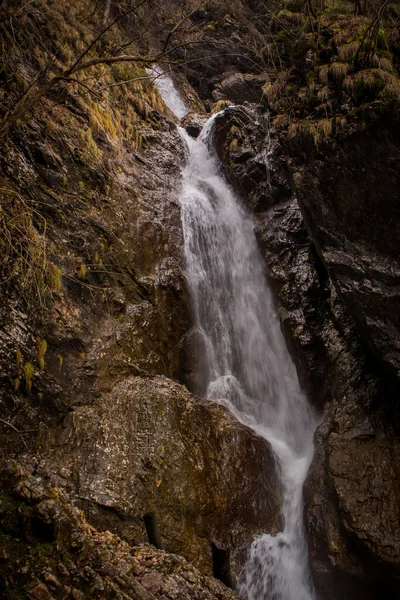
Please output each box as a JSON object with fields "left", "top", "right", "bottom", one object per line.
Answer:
{"left": 147, "top": 66, "right": 188, "bottom": 119}
{"left": 153, "top": 71, "right": 318, "bottom": 600}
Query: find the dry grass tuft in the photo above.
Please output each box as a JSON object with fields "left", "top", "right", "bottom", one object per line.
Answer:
{"left": 380, "top": 81, "right": 400, "bottom": 103}
{"left": 371, "top": 55, "right": 394, "bottom": 73}
{"left": 329, "top": 61, "right": 350, "bottom": 82}
{"left": 316, "top": 118, "right": 333, "bottom": 139}
{"left": 211, "top": 100, "right": 231, "bottom": 114}
{"left": 335, "top": 115, "right": 347, "bottom": 131}
{"left": 47, "top": 263, "right": 62, "bottom": 291}
{"left": 318, "top": 66, "right": 329, "bottom": 84}
{"left": 344, "top": 68, "right": 396, "bottom": 95}
{"left": 0, "top": 187, "right": 48, "bottom": 307}
{"left": 263, "top": 71, "right": 290, "bottom": 108}
{"left": 276, "top": 9, "right": 305, "bottom": 25}
{"left": 272, "top": 113, "right": 290, "bottom": 128}
{"left": 338, "top": 41, "right": 360, "bottom": 62}
{"left": 317, "top": 86, "right": 330, "bottom": 101}
{"left": 288, "top": 117, "right": 333, "bottom": 147}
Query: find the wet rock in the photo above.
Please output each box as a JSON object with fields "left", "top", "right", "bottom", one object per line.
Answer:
{"left": 181, "top": 113, "right": 209, "bottom": 138}
{"left": 276, "top": 116, "right": 400, "bottom": 597}
{"left": 289, "top": 117, "right": 400, "bottom": 385}
{"left": 37, "top": 376, "right": 281, "bottom": 584}
{"left": 212, "top": 105, "right": 273, "bottom": 212}
{"left": 304, "top": 392, "right": 400, "bottom": 599}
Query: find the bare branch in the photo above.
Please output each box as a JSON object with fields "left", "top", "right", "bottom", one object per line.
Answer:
{"left": 66, "top": 0, "right": 148, "bottom": 76}
{"left": 0, "top": 418, "right": 30, "bottom": 450}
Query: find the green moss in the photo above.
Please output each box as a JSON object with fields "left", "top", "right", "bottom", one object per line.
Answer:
{"left": 47, "top": 262, "right": 62, "bottom": 291}
{"left": 377, "top": 27, "right": 388, "bottom": 50}
{"left": 36, "top": 337, "right": 47, "bottom": 371}
{"left": 23, "top": 362, "right": 35, "bottom": 394}
{"left": 77, "top": 263, "right": 87, "bottom": 281}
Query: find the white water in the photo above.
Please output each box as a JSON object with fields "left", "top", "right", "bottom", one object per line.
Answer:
{"left": 147, "top": 66, "right": 188, "bottom": 119}
{"left": 154, "top": 74, "right": 317, "bottom": 600}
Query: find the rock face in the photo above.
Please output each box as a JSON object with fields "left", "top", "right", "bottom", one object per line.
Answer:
{"left": 37, "top": 376, "right": 281, "bottom": 585}
{"left": 287, "top": 117, "right": 400, "bottom": 599}
{"left": 212, "top": 106, "right": 273, "bottom": 212}
{"left": 290, "top": 118, "right": 400, "bottom": 384}
{"left": 212, "top": 105, "right": 400, "bottom": 598}
{"left": 0, "top": 98, "right": 190, "bottom": 433}
{"left": 305, "top": 395, "right": 400, "bottom": 600}
{"left": 0, "top": 461, "right": 240, "bottom": 600}
{"left": 212, "top": 73, "right": 268, "bottom": 104}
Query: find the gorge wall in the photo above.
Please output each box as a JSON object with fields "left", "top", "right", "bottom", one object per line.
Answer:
{"left": 1, "top": 0, "right": 400, "bottom": 599}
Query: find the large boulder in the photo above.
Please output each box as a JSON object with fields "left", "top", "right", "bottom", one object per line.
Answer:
{"left": 304, "top": 391, "right": 400, "bottom": 600}
{"left": 37, "top": 376, "right": 281, "bottom": 585}
{"left": 0, "top": 461, "right": 240, "bottom": 600}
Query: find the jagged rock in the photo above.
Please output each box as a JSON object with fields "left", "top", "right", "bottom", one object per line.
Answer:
{"left": 304, "top": 391, "right": 400, "bottom": 600}
{"left": 212, "top": 105, "right": 273, "bottom": 211}
{"left": 285, "top": 117, "right": 400, "bottom": 599}
{"left": 181, "top": 113, "right": 209, "bottom": 138}
{"left": 37, "top": 376, "right": 281, "bottom": 584}
{"left": 289, "top": 117, "right": 400, "bottom": 385}
{"left": 0, "top": 81, "right": 190, "bottom": 446}
{"left": 212, "top": 72, "right": 268, "bottom": 104}
{"left": 0, "top": 462, "right": 240, "bottom": 600}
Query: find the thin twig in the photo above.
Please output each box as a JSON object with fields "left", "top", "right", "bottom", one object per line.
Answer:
{"left": 0, "top": 418, "right": 30, "bottom": 449}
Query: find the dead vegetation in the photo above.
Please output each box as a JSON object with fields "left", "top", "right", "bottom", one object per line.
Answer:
{"left": 0, "top": 187, "right": 49, "bottom": 307}
{"left": 259, "top": 0, "right": 400, "bottom": 146}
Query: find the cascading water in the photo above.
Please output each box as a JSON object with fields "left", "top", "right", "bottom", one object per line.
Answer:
{"left": 153, "top": 71, "right": 318, "bottom": 600}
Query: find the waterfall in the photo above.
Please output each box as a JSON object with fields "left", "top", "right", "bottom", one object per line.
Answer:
{"left": 153, "top": 71, "right": 318, "bottom": 600}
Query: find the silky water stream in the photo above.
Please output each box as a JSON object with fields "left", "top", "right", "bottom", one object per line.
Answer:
{"left": 151, "top": 69, "right": 318, "bottom": 600}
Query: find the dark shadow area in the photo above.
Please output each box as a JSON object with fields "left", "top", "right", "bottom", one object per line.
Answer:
{"left": 212, "top": 542, "right": 232, "bottom": 588}
{"left": 144, "top": 512, "right": 162, "bottom": 549}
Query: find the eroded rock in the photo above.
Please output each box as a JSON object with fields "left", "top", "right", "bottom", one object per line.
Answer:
{"left": 289, "top": 117, "right": 400, "bottom": 384}
{"left": 37, "top": 376, "right": 281, "bottom": 584}
{"left": 212, "top": 72, "right": 268, "bottom": 104}
{"left": 0, "top": 462, "right": 240, "bottom": 600}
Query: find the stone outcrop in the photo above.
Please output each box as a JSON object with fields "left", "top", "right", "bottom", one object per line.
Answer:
{"left": 212, "top": 106, "right": 273, "bottom": 212}
{"left": 290, "top": 118, "right": 400, "bottom": 385}
{"left": 36, "top": 376, "right": 281, "bottom": 585}
{"left": 287, "top": 117, "right": 400, "bottom": 599}
{"left": 0, "top": 461, "right": 240, "bottom": 600}
{"left": 212, "top": 73, "right": 268, "bottom": 104}
{"left": 305, "top": 394, "right": 400, "bottom": 600}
